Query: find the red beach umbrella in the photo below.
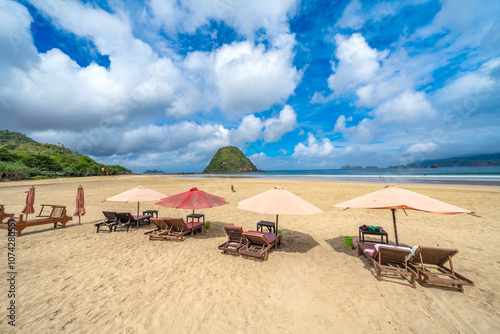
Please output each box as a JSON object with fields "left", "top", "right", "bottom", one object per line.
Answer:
{"left": 155, "top": 187, "right": 228, "bottom": 235}
{"left": 21, "top": 186, "right": 35, "bottom": 220}
{"left": 74, "top": 185, "right": 86, "bottom": 225}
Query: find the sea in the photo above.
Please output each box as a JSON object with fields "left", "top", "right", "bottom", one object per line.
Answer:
{"left": 175, "top": 166, "right": 500, "bottom": 186}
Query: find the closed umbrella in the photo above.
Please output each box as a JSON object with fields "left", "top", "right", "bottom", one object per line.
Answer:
{"left": 238, "top": 187, "right": 323, "bottom": 249}
{"left": 106, "top": 186, "right": 166, "bottom": 227}
{"left": 155, "top": 187, "right": 228, "bottom": 236}
{"left": 333, "top": 185, "right": 476, "bottom": 245}
{"left": 21, "top": 186, "right": 35, "bottom": 220}
{"left": 74, "top": 185, "right": 86, "bottom": 225}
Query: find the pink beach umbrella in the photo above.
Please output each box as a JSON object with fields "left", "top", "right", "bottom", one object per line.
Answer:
{"left": 74, "top": 185, "right": 86, "bottom": 225}
{"left": 106, "top": 186, "right": 167, "bottom": 227}
{"left": 238, "top": 186, "right": 323, "bottom": 249}
{"left": 155, "top": 187, "right": 228, "bottom": 236}
{"left": 21, "top": 186, "right": 35, "bottom": 220}
{"left": 333, "top": 185, "right": 477, "bottom": 246}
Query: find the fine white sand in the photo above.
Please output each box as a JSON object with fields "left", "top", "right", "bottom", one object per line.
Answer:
{"left": 0, "top": 175, "right": 499, "bottom": 333}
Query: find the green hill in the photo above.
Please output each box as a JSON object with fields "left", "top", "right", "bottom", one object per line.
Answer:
{"left": 0, "top": 130, "right": 131, "bottom": 180}
{"left": 203, "top": 146, "right": 260, "bottom": 173}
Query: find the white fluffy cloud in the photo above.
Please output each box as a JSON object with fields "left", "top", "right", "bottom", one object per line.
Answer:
{"left": 230, "top": 105, "right": 298, "bottom": 144}
{"left": 327, "top": 33, "right": 387, "bottom": 95}
{"left": 292, "top": 133, "right": 334, "bottom": 158}
{"left": 333, "top": 116, "right": 375, "bottom": 142}
{"left": 373, "top": 90, "right": 437, "bottom": 124}
{"left": 147, "top": 0, "right": 299, "bottom": 40}
{"left": 402, "top": 142, "right": 438, "bottom": 156}
{"left": 214, "top": 37, "right": 301, "bottom": 114}
{"left": 263, "top": 105, "right": 297, "bottom": 142}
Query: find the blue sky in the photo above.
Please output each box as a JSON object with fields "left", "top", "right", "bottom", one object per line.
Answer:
{"left": 1, "top": 0, "right": 499, "bottom": 172}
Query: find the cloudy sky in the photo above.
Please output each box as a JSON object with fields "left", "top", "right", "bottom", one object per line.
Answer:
{"left": 1, "top": 0, "right": 499, "bottom": 172}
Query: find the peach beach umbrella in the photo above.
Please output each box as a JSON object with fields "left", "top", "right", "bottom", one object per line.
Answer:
{"left": 21, "top": 186, "right": 35, "bottom": 220}
{"left": 238, "top": 187, "right": 323, "bottom": 249}
{"left": 155, "top": 187, "right": 228, "bottom": 236}
{"left": 333, "top": 185, "right": 476, "bottom": 245}
{"left": 106, "top": 186, "right": 166, "bottom": 227}
{"left": 74, "top": 185, "right": 86, "bottom": 225}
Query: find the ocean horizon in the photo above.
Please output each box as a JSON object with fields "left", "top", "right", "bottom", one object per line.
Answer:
{"left": 174, "top": 166, "right": 500, "bottom": 186}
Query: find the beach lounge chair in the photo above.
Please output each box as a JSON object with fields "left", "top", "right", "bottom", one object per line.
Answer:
{"left": 240, "top": 231, "right": 281, "bottom": 261}
{"left": 0, "top": 204, "right": 14, "bottom": 223}
{"left": 218, "top": 226, "right": 247, "bottom": 254}
{"left": 115, "top": 212, "right": 151, "bottom": 228}
{"left": 0, "top": 204, "right": 72, "bottom": 237}
{"left": 95, "top": 211, "right": 119, "bottom": 233}
{"left": 165, "top": 218, "right": 204, "bottom": 241}
{"left": 145, "top": 218, "right": 174, "bottom": 240}
{"left": 408, "top": 246, "right": 474, "bottom": 292}
{"left": 358, "top": 243, "right": 416, "bottom": 288}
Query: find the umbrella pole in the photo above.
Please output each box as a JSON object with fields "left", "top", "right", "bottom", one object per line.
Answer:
{"left": 79, "top": 215, "right": 81, "bottom": 225}
{"left": 137, "top": 203, "right": 140, "bottom": 228}
{"left": 392, "top": 209, "right": 399, "bottom": 246}
{"left": 191, "top": 209, "right": 195, "bottom": 236}
{"left": 275, "top": 214, "right": 279, "bottom": 249}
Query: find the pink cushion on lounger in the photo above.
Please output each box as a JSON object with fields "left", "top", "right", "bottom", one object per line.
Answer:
{"left": 244, "top": 231, "right": 271, "bottom": 244}
{"left": 358, "top": 242, "right": 377, "bottom": 258}
{"left": 244, "top": 231, "right": 281, "bottom": 244}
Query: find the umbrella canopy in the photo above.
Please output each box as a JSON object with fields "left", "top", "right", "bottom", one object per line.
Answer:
{"left": 333, "top": 185, "right": 474, "bottom": 245}
{"left": 238, "top": 187, "right": 323, "bottom": 248}
{"left": 106, "top": 186, "right": 166, "bottom": 227}
{"left": 155, "top": 187, "right": 228, "bottom": 235}
{"left": 74, "top": 185, "right": 86, "bottom": 224}
{"left": 21, "top": 186, "right": 35, "bottom": 220}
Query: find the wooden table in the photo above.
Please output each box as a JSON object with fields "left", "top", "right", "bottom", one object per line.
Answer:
{"left": 187, "top": 213, "right": 205, "bottom": 223}
{"left": 257, "top": 220, "right": 276, "bottom": 233}
{"left": 358, "top": 227, "right": 388, "bottom": 244}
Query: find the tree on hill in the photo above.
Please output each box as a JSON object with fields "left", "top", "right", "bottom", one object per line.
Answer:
{"left": 0, "top": 130, "right": 131, "bottom": 180}
{"left": 203, "top": 146, "right": 259, "bottom": 173}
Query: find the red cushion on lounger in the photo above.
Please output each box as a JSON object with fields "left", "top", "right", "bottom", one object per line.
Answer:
{"left": 225, "top": 226, "right": 244, "bottom": 232}
{"left": 185, "top": 221, "right": 204, "bottom": 230}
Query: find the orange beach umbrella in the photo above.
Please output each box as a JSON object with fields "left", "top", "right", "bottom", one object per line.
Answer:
{"left": 333, "top": 185, "right": 476, "bottom": 245}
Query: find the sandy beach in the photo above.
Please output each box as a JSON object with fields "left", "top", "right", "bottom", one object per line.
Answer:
{"left": 0, "top": 175, "right": 499, "bottom": 333}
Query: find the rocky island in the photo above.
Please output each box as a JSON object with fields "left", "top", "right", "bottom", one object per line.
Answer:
{"left": 203, "top": 146, "right": 261, "bottom": 173}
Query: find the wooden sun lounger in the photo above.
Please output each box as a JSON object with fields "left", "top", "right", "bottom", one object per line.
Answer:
{"left": 408, "top": 246, "right": 474, "bottom": 292}
{"left": 95, "top": 211, "right": 120, "bottom": 233}
{"left": 164, "top": 218, "right": 204, "bottom": 241}
{"left": 240, "top": 231, "right": 281, "bottom": 261}
{"left": 116, "top": 212, "right": 151, "bottom": 228}
{"left": 218, "top": 226, "right": 247, "bottom": 254}
{"left": 0, "top": 204, "right": 14, "bottom": 223}
{"left": 358, "top": 243, "right": 416, "bottom": 288}
{"left": 145, "top": 218, "right": 174, "bottom": 240}
{"left": 0, "top": 204, "right": 72, "bottom": 237}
